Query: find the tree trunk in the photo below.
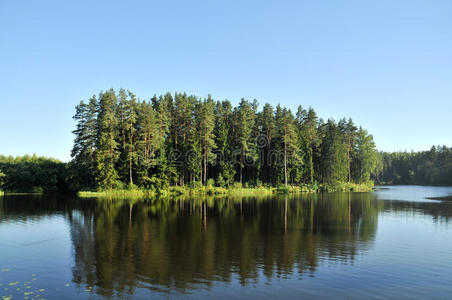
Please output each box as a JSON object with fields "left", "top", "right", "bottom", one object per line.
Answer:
{"left": 129, "top": 153, "right": 133, "bottom": 184}
{"left": 284, "top": 142, "right": 288, "bottom": 186}
{"left": 203, "top": 145, "right": 207, "bottom": 184}
{"left": 240, "top": 156, "right": 243, "bottom": 185}
{"left": 309, "top": 147, "right": 314, "bottom": 184}
{"left": 348, "top": 136, "right": 351, "bottom": 182}
{"left": 129, "top": 130, "right": 133, "bottom": 184}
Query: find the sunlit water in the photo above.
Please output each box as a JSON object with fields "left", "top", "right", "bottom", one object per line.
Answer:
{"left": 1, "top": 186, "right": 452, "bottom": 299}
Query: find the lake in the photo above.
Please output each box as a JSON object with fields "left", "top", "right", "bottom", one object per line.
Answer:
{"left": 1, "top": 185, "right": 452, "bottom": 299}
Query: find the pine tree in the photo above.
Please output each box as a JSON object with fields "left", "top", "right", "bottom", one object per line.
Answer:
{"left": 233, "top": 98, "right": 257, "bottom": 185}
{"left": 95, "top": 89, "right": 119, "bottom": 189}
{"left": 301, "top": 107, "right": 320, "bottom": 184}
{"left": 339, "top": 118, "right": 357, "bottom": 182}
{"left": 170, "top": 93, "right": 197, "bottom": 185}
{"left": 214, "top": 100, "right": 235, "bottom": 186}
{"left": 125, "top": 91, "right": 138, "bottom": 184}
{"left": 275, "top": 107, "right": 302, "bottom": 186}
{"left": 320, "top": 119, "right": 348, "bottom": 184}
{"left": 152, "top": 94, "right": 175, "bottom": 186}
{"left": 256, "top": 103, "right": 275, "bottom": 184}
{"left": 70, "top": 95, "right": 98, "bottom": 188}
{"left": 194, "top": 95, "right": 216, "bottom": 183}
{"left": 352, "top": 127, "right": 377, "bottom": 183}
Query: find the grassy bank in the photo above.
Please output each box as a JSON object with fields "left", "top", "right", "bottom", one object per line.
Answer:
{"left": 320, "top": 181, "right": 374, "bottom": 192}
{"left": 78, "top": 186, "right": 276, "bottom": 198}
{"left": 77, "top": 182, "right": 374, "bottom": 198}
{"left": 0, "top": 190, "right": 4, "bottom": 196}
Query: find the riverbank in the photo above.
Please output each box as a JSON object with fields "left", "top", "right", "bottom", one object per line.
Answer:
{"left": 77, "top": 182, "right": 374, "bottom": 198}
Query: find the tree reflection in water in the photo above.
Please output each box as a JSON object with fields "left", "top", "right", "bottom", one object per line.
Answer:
{"left": 68, "top": 193, "right": 382, "bottom": 297}
{"left": 2, "top": 193, "right": 451, "bottom": 298}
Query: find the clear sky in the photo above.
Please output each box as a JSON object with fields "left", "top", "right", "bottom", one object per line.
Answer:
{"left": 1, "top": 0, "right": 451, "bottom": 162}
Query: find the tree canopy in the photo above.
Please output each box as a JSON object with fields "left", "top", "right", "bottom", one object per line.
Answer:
{"left": 68, "top": 89, "right": 380, "bottom": 191}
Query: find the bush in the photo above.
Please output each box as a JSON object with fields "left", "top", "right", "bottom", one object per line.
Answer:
{"left": 232, "top": 182, "right": 243, "bottom": 189}
{"left": 32, "top": 186, "right": 44, "bottom": 194}
{"left": 189, "top": 181, "right": 203, "bottom": 189}
{"left": 127, "top": 183, "right": 138, "bottom": 190}
{"left": 206, "top": 178, "right": 215, "bottom": 188}
{"left": 216, "top": 174, "right": 226, "bottom": 188}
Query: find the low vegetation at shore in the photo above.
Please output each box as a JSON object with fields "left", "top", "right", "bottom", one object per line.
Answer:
{"left": 77, "top": 181, "right": 374, "bottom": 198}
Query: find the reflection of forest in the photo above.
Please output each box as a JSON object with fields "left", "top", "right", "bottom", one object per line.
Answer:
{"left": 68, "top": 193, "right": 382, "bottom": 297}
{"left": 1, "top": 193, "right": 452, "bottom": 297}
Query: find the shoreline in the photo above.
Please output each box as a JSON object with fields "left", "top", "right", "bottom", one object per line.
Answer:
{"left": 77, "top": 182, "right": 374, "bottom": 198}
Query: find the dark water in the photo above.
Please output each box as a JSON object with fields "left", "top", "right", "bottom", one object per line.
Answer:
{"left": 1, "top": 186, "right": 452, "bottom": 299}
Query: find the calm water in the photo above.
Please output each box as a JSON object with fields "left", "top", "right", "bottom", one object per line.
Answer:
{"left": 1, "top": 186, "right": 452, "bottom": 299}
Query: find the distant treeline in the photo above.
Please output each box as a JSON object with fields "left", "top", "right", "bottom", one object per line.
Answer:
{"left": 67, "top": 89, "right": 378, "bottom": 191}
{"left": 376, "top": 146, "right": 452, "bottom": 186}
{"left": 0, "top": 155, "right": 67, "bottom": 193}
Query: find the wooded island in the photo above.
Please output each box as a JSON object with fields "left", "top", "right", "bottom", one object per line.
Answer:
{"left": 0, "top": 89, "right": 451, "bottom": 195}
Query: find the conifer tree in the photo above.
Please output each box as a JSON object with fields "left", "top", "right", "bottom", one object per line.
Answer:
{"left": 320, "top": 119, "right": 348, "bottom": 184}
{"left": 125, "top": 91, "right": 138, "bottom": 184}
{"left": 256, "top": 103, "right": 275, "bottom": 184}
{"left": 339, "top": 118, "right": 357, "bottom": 182}
{"left": 233, "top": 98, "right": 257, "bottom": 184}
{"left": 352, "top": 127, "right": 377, "bottom": 183}
{"left": 194, "top": 95, "right": 216, "bottom": 183}
{"left": 301, "top": 107, "right": 320, "bottom": 184}
{"left": 275, "top": 107, "right": 302, "bottom": 186}
{"left": 214, "top": 100, "right": 235, "bottom": 186}
{"left": 70, "top": 95, "right": 98, "bottom": 188}
{"left": 95, "top": 89, "right": 119, "bottom": 189}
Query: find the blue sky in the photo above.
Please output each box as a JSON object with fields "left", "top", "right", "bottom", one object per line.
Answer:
{"left": 0, "top": 0, "right": 451, "bottom": 162}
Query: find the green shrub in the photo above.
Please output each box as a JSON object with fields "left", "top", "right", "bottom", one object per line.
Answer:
{"left": 232, "top": 182, "right": 243, "bottom": 189}
{"left": 189, "top": 181, "right": 203, "bottom": 189}
{"left": 216, "top": 174, "right": 226, "bottom": 188}
{"left": 206, "top": 178, "right": 215, "bottom": 188}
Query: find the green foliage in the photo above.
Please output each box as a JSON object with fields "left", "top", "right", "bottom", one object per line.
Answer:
{"left": 216, "top": 174, "right": 226, "bottom": 188}
{"left": 320, "top": 120, "right": 348, "bottom": 184}
{"left": 375, "top": 145, "right": 452, "bottom": 185}
{"left": 0, "top": 170, "right": 5, "bottom": 188}
{"left": 95, "top": 89, "right": 120, "bottom": 189}
{"left": 5, "top": 87, "right": 449, "bottom": 193}
{"left": 0, "top": 155, "right": 67, "bottom": 193}
{"left": 232, "top": 182, "right": 243, "bottom": 189}
{"left": 206, "top": 178, "right": 215, "bottom": 188}
{"left": 69, "top": 89, "right": 383, "bottom": 191}
{"left": 352, "top": 128, "right": 377, "bottom": 183}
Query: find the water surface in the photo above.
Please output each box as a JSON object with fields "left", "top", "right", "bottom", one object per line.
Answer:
{"left": 1, "top": 186, "right": 452, "bottom": 299}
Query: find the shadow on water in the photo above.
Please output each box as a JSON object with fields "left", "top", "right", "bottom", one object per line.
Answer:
{"left": 1, "top": 191, "right": 452, "bottom": 297}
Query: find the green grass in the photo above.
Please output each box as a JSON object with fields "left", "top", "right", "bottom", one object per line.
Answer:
{"left": 77, "top": 181, "right": 374, "bottom": 198}
{"left": 0, "top": 191, "right": 44, "bottom": 196}
{"left": 320, "top": 181, "right": 374, "bottom": 192}
{"left": 77, "top": 189, "right": 156, "bottom": 198}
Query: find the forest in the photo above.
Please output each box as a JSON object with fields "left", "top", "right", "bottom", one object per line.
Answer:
{"left": 66, "top": 89, "right": 379, "bottom": 192}
{"left": 377, "top": 146, "right": 452, "bottom": 185}
{"left": 0, "top": 89, "right": 450, "bottom": 194}
{"left": 0, "top": 154, "right": 67, "bottom": 193}
{"left": 1, "top": 89, "right": 450, "bottom": 194}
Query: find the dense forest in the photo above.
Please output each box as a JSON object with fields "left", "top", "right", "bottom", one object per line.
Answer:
{"left": 1, "top": 90, "right": 450, "bottom": 194}
{"left": 67, "top": 89, "right": 378, "bottom": 191}
{"left": 376, "top": 146, "right": 452, "bottom": 185}
{"left": 0, "top": 155, "right": 67, "bottom": 193}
